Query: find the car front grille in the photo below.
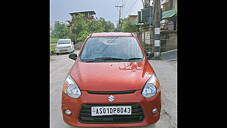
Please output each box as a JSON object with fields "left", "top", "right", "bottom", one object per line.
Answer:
{"left": 87, "top": 90, "right": 136, "bottom": 95}
{"left": 59, "top": 49, "right": 68, "bottom": 52}
{"left": 79, "top": 104, "right": 144, "bottom": 124}
{"left": 58, "top": 46, "right": 70, "bottom": 49}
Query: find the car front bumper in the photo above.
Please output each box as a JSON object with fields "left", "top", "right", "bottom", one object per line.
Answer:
{"left": 62, "top": 90, "right": 161, "bottom": 127}
{"left": 56, "top": 48, "right": 74, "bottom": 53}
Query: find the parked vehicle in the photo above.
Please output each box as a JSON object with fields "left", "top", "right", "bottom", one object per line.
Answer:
{"left": 55, "top": 39, "right": 74, "bottom": 54}
{"left": 61, "top": 32, "right": 160, "bottom": 127}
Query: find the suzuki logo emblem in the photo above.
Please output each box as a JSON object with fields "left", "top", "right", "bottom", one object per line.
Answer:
{"left": 108, "top": 95, "right": 115, "bottom": 102}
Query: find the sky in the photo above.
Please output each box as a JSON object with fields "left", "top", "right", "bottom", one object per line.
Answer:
{"left": 50, "top": 0, "right": 143, "bottom": 27}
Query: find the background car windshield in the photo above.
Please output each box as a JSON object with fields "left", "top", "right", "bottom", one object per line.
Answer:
{"left": 57, "top": 40, "right": 71, "bottom": 44}
{"left": 80, "top": 37, "right": 143, "bottom": 61}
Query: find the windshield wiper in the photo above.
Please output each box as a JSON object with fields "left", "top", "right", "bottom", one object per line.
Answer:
{"left": 93, "top": 57, "right": 125, "bottom": 60}
{"left": 81, "top": 59, "right": 96, "bottom": 62}
{"left": 82, "top": 57, "right": 143, "bottom": 62}
{"left": 82, "top": 57, "right": 124, "bottom": 62}
{"left": 126, "top": 57, "right": 143, "bottom": 60}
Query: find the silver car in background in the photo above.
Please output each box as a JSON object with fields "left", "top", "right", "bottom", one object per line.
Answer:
{"left": 56, "top": 39, "right": 74, "bottom": 54}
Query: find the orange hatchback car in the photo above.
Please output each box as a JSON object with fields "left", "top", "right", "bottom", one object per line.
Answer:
{"left": 62, "top": 32, "right": 161, "bottom": 127}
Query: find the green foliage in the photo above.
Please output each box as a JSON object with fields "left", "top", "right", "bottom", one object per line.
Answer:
{"left": 50, "top": 38, "right": 59, "bottom": 44}
{"left": 69, "top": 14, "right": 116, "bottom": 42}
{"left": 117, "top": 18, "right": 138, "bottom": 32}
{"left": 50, "top": 43, "right": 56, "bottom": 54}
{"left": 50, "top": 38, "right": 58, "bottom": 54}
{"left": 87, "top": 20, "right": 104, "bottom": 33}
{"left": 51, "top": 21, "right": 70, "bottom": 38}
{"left": 99, "top": 17, "right": 115, "bottom": 32}
{"left": 77, "top": 31, "right": 89, "bottom": 42}
{"left": 50, "top": 16, "right": 139, "bottom": 44}
{"left": 70, "top": 14, "right": 89, "bottom": 42}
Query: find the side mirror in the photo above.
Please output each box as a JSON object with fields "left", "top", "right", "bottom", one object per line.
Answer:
{"left": 69, "top": 53, "right": 77, "bottom": 60}
{"left": 146, "top": 51, "right": 154, "bottom": 59}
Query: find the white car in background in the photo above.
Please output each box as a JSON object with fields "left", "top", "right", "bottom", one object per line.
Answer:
{"left": 56, "top": 39, "right": 74, "bottom": 54}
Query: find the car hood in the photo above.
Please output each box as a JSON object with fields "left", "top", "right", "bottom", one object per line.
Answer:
{"left": 69, "top": 60, "right": 154, "bottom": 91}
{"left": 57, "top": 44, "right": 71, "bottom": 47}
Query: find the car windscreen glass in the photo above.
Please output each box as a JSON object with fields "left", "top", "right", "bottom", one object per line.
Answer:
{"left": 80, "top": 37, "right": 144, "bottom": 62}
{"left": 57, "top": 40, "right": 71, "bottom": 44}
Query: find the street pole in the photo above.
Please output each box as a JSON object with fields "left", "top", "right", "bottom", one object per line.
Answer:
{"left": 115, "top": 5, "right": 123, "bottom": 29}
{"left": 143, "top": 0, "right": 151, "bottom": 51}
{"left": 152, "top": 0, "right": 161, "bottom": 59}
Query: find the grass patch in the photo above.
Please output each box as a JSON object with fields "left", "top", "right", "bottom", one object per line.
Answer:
{"left": 50, "top": 37, "right": 58, "bottom": 55}
{"left": 50, "top": 38, "right": 59, "bottom": 44}
{"left": 50, "top": 43, "right": 56, "bottom": 55}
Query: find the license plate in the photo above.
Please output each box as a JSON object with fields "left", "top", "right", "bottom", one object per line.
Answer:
{"left": 91, "top": 106, "right": 131, "bottom": 116}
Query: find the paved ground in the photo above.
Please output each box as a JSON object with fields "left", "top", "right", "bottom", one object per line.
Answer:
{"left": 50, "top": 51, "right": 177, "bottom": 128}
{"left": 161, "top": 49, "right": 177, "bottom": 61}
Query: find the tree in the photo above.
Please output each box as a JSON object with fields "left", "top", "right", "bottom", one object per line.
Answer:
{"left": 70, "top": 14, "right": 90, "bottom": 42}
{"left": 117, "top": 18, "right": 138, "bottom": 32}
{"left": 69, "top": 14, "right": 116, "bottom": 42}
{"left": 51, "top": 21, "right": 69, "bottom": 38}
{"left": 87, "top": 20, "right": 104, "bottom": 33}
{"left": 99, "top": 17, "right": 115, "bottom": 32}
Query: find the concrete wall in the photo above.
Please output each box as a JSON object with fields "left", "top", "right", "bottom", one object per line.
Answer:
{"left": 173, "top": 0, "right": 177, "bottom": 11}
{"left": 128, "top": 16, "right": 137, "bottom": 23}
{"left": 161, "top": 30, "right": 177, "bottom": 51}
{"left": 166, "top": 32, "right": 177, "bottom": 51}
{"left": 137, "top": 30, "right": 177, "bottom": 52}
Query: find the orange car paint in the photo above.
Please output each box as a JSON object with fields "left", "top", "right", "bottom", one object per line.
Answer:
{"left": 62, "top": 32, "right": 161, "bottom": 127}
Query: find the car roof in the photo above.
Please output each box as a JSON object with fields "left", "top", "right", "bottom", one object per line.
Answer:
{"left": 90, "top": 32, "right": 134, "bottom": 37}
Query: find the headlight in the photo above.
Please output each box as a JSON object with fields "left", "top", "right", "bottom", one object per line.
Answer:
{"left": 142, "top": 74, "right": 159, "bottom": 98}
{"left": 63, "top": 76, "right": 81, "bottom": 98}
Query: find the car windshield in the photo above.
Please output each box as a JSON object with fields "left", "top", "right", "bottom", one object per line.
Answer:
{"left": 80, "top": 36, "right": 144, "bottom": 62}
{"left": 57, "top": 40, "right": 71, "bottom": 44}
